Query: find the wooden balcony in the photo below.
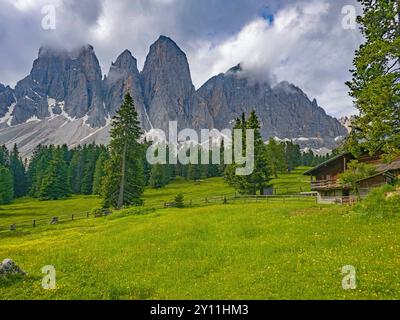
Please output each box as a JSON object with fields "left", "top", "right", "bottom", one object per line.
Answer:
{"left": 311, "top": 179, "right": 343, "bottom": 190}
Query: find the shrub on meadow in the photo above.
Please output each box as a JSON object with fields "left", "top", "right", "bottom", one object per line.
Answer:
{"left": 354, "top": 184, "right": 400, "bottom": 217}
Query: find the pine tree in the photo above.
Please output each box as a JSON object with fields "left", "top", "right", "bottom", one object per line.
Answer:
{"left": 9, "top": 144, "right": 27, "bottom": 198}
{"left": 225, "top": 111, "right": 271, "bottom": 194}
{"left": 27, "top": 145, "right": 53, "bottom": 197}
{"left": 283, "top": 141, "right": 302, "bottom": 172}
{"left": 266, "top": 138, "right": 286, "bottom": 178}
{"left": 69, "top": 146, "right": 85, "bottom": 194}
{"left": 102, "top": 93, "right": 144, "bottom": 208}
{"left": 0, "top": 145, "right": 9, "bottom": 167}
{"left": 39, "top": 149, "right": 70, "bottom": 200}
{"left": 174, "top": 193, "right": 185, "bottom": 208}
{"left": 346, "top": 0, "right": 400, "bottom": 159}
{"left": 81, "top": 144, "right": 99, "bottom": 195}
{"left": 92, "top": 150, "right": 109, "bottom": 195}
{"left": 0, "top": 165, "right": 14, "bottom": 204}
{"left": 149, "top": 164, "right": 167, "bottom": 189}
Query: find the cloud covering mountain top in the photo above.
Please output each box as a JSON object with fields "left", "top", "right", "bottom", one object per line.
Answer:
{"left": 0, "top": 0, "right": 363, "bottom": 117}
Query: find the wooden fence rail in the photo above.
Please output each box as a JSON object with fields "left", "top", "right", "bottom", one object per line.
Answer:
{"left": 0, "top": 193, "right": 317, "bottom": 233}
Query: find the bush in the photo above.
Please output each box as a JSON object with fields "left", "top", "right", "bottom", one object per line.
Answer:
{"left": 354, "top": 184, "right": 400, "bottom": 217}
{"left": 174, "top": 193, "right": 185, "bottom": 208}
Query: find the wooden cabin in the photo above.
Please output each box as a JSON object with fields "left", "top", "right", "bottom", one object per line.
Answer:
{"left": 304, "top": 153, "right": 400, "bottom": 204}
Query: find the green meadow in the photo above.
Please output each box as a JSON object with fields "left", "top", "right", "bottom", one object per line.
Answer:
{"left": 1, "top": 169, "right": 400, "bottom": 300}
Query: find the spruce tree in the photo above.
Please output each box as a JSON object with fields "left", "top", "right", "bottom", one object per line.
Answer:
{"left": 0, "top": 165, "right": 14, "bottom": 204}
{"left": 81, "top": 144, "right": 99, "bottom": 195}
{"left": 346, "top": 0, "right": 400, "bottom": 159}
{"left": 9, "top": 144, "right": 27, "bottom": 197}
{"left": 69, "top": 146, "right": 85, "bottom": 194}
{"left": 102, "top": 93, "right": 144, "bottom": 208}
{"left": 39, "top": 149, "right": 70, "bottom": 200}
{"left": 149, "top": 164, "right": 167, "bottom": 189}
{"left": 27, "top": 145, "right": 53, "bottom": 197}
{"left": 0, "top": 145, "right": 9, "bottom": 167}
{"left": 225, "top": 111, "right": 271, "bottom": 194}
{"left": 92, "top": 150, "right": 109, "bottom": 195}
{"left": 265, "top": 138, "right": 286, "bottom": 178}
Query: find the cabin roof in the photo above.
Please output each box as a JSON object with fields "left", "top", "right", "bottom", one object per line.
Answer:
{"left": 373, "top": 158, "right": 400, "bottom": 172}
{"left": 304, "top": 153, "right": 400, "bottom": 177}
{"left": 303, "top": 153, "right": 352, "bottom": 176}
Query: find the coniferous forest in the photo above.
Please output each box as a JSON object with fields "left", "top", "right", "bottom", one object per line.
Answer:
{"left": 0, "top": 135, "right": 332, "bottom": 206}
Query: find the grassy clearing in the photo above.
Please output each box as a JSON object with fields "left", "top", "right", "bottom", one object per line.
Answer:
{"left": 1, "top": 200, "right": 400, "bottom": 300}
{"left": 269, "top": 167, "right": 311, "bottom": 194}
{"left": 0, "top": 195, "right": 102, "bottom": 227}
{"left": 1, "top": 168, "right": 400, "bottom": 300}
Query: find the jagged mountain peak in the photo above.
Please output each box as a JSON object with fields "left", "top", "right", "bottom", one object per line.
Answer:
{"left": 227, "top": 63, "right": 243, "bottom": 74}
{"left": 112, "top": 49, "right": 138, "bottom": 71}
{"left": 0, "top": 36, "right": 348, "bottom": 156}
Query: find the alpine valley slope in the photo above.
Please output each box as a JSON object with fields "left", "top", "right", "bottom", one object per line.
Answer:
{"left": 0, "top": 36, "right": 347, "bottom": 157}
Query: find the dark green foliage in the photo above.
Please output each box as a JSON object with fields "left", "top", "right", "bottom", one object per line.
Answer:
{"left": 9, "top": 144, "right": 27, "bottom": 197}
{"left": 102, "top": 93, "right": 144, "bottom": 208}
{"left": 92, "top": 151, "right": 109, "bottom": 195}
{"left": 0, "top": 165, "right": 14, "bottom": 204}
{"left": 0, "top": 145, "right": 9, "bottom": 167}
{"left": 149, "top": 164, "right": 168, "bottom": 189}
{"left": 69, "top": 146, "right": 85, "bottom": 194}
{"left": 354, "top": 184, "right": 400, "bottom": 217}
{"left": 346, "top": 0, "right": 400, "bottom": 159}
{"left": 27, "top": 145, "right": 54, "bottom": 197}
{"left": 174, "top": 193, "right": 185, "bottom": 208}
{"left": 39, "top": 148, "right": 70, "bottom": 200}
{"left": 81, "top": 144, "right": 101, "bottom": 195}
{"left": 265, "top": 138, "right": 286, "bottom": 178}
{"left": 283, "top": 141, "right": 302, "bottom": 172}
{"left": 225, "top": 111, "right": 271, "bottom": 195}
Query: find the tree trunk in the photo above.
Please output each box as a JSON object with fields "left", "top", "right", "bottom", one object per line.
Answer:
{"left": 117, "top": 142, "right": 127, "bottom": 209}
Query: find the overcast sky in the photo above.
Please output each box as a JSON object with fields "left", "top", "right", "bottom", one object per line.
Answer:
{"left": 0, "top": 0, "right": 363, "bottom": 117}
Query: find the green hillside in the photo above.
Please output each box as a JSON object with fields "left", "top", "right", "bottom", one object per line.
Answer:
{"left": 1, "top": 170, "right": 400, "bottom": 300}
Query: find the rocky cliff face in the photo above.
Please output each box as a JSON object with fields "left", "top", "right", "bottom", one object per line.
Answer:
{"left": 0, "top": 84, "right": 16, "bottom": 127}
{"left": 0, "top": 36, "right": 348, "bottom": 156}
{"left": 197, "top": 65, "right": 347, "bottom": 148}
{"left": 104, "top": 49, "right": 149, "bottom": 130}
{"left": 141, "top": 36, "right": 213, "bottom": 132}
{"left": 9, "top": 45, "right": 106, "bottom": 127}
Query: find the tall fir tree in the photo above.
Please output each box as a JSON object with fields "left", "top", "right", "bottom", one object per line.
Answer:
{"left": 81, "top": 144, "right": 99, "bottom": 195}
{"left": 39, "top": 149, "right": 70, "bottom": 200}
{"left": 225, "top": 111, "right": 271, "bottom": 194}
{"left": 283, "top": 141, "right": 302, "bottom": 172}
{"left": 149, "top": 164, "right": 167, "bottom": 189}
{"left": 0, "top": 145, "right": 9, "bottom": 167}
{"left": 69, "top": 146, "right": 85, "bottom": 194}
{"left": 102, "top": 93, "right": 144, "bottom": 208}
{"left": 265, "top": 138, "right": 286, "bottom": 178}
{"left": 346, "top": 0, "right": 400, "bottom": 159}
{"left": 0, "top": 165, "right": 14, "bottom": 204}
{"left": 27, "top": 145, "right": 53, "bottom": 197}
{"left": 92, "top": 150, "right": 109, "bottom": 195}
{"left": 9, "top": 144, "right": 27, "bottom": 197}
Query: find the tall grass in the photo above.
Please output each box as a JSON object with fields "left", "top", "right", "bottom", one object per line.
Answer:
{"left": 354, "top": 184, "right": 400, "bottom": 217}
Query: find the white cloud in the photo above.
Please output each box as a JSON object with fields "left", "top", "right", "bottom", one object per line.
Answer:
{"left": 186, "top": 0, "right": 362, "bottom": 117}
{"left": 0, "top": 0, "right": 362, "bottom": 118}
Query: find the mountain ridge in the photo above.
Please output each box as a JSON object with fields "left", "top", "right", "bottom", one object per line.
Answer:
{"left": 0, "top": 35, "right": 348, "bottom": 157}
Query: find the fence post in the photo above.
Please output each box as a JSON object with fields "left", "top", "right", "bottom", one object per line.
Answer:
{"left": 33, "top": 220, "right": 36, "bottom": 227}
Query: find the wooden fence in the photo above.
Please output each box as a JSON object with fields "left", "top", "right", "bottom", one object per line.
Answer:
{"left": 0, "top": 194, "right": 317, "bottom": 233}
